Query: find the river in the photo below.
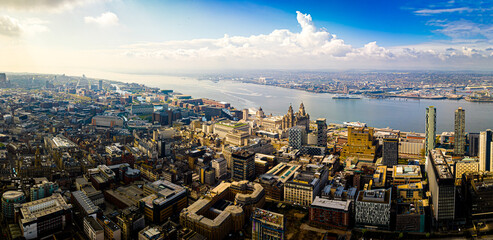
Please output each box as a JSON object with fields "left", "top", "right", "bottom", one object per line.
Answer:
{"left": 100, "top": 72, "right": 493, "bottom": 133}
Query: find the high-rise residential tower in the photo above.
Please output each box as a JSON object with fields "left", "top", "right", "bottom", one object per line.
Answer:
{"left": 425, "top": 106, "right": 436, "bottom": 154}
{"left": 469, "top": 133, "right": 480, "bottom": 157}
{"left": 232, "top": 150, "right": 256, "bottom": 181}
{"left": 382, "top": 135, "right": 399, "bottom": 167}
{"left": 479, "top": 129, "right": 493, "bottom": 172}
{"left": 316, "top": 118, "right": 327, "bottom": 147}
{"left": 454, "top": 107, "right": 466, "bottom": 156}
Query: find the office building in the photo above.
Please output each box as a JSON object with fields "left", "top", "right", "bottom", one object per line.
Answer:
{"left": 425, "top": 106, "right": 436, "bottom": 154}
{"left": 255, "top": 158, "right": 268, "bottom": 175}
{"left": 212, "top": 158, "right": 227, "bottom": 179}
{"left": 131, "top": 104, "right": 154, "bottom": 115}
{"left": 98, "top": 79, "right": 103, "bottom": 90}
{"left": 395, "top": 200, "right": 427, "bottom": 232}
{"left": 180, "top": 181, "right": 265, "bottom": 240}
{"left": 309, "top": 197, "right": 351, "bottom": 230}
{"left": 284, "top": 164, "right": 329, "bottom": 206}
{"left": 84, "top": 216, "right": 104, "bottom": 240}
{"left": 138, "top": 220, "right": 179, "bottom": 240}
{"left": 30, "top": 180, "right": 59, "bottom": 201}
{"left": 382, "top": 135, "right": 399, "bottom": 167}
{"left": 97, "top": 215, "right": 121, "bottom": 240}
{"left": 455, "top": 157, "right": 479, "bottom": 184}
{"left": 454, "top": 107, "right": 466, "bottom": 155}
{"left": 462, "top": 172, "right": 493, "bottom": 221}
{"left": 288, "top": 126, "right": 306, "bottom": 149}
{"left": 426, "top": 149, "right": 455, "bottom": 226}
{"left": 72, "top": 190, "right": 99, "bottom": 219}
{"left": 232, "top": 150, "right": 255, "bottom": 181}
{"left": 355, "top": 188, "right": 392, "bottom": 230}
{"left": 252, "top": 208, "right": 285, "bottom": 240}
{"left": 19, "top": 193, "right": 73, "bottom": 240}
{"left": 140, "top": 180, "right": 187, "bottom": 223}
{"left": 316, "top": 118, "right": 327, "bottom": 147}
{"left": 213, "top": 120, "right": 249, "bottom": 139}
{"left": 92, "top": 115, "right": 124, "bottom": 128}
{"left": 256, "top": 162, "right": 301, "bottom": 201}
{"left": 200, "top": 166, "right": 215, "bottom": 185}
{"left": 392, "top": 165, "right": 422, "bottom": 185}
{"left": 399, "top": 138, "right": 425, "bottom": 156}
{"left": 479, "top": 129, "right": 493, "bottom": 171}
{"left": 396, "top": 181, "right": 424, "bottom": 202}
{"left": 117, "top": 206, "right": 145, "bottom": 240}
{"left": 341, "top": 127, "right": 377, "bottom": 162}
{"left": 2, "top": 191, "right": 26, "bottom": 219}
{"left": 469, "top": 133, "right": 480, "bottom": 157}
{"left": 225, "top": 131, "right": 250, "bottom": 146}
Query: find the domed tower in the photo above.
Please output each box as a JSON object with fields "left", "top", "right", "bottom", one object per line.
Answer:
{"left": 282, "top": 104, "right": 295, "bottom": 129}
{"left": 299, "top": 102, "right": 306, "bottom": 116}
{"left": 256, "top": 107, "right": 265, "bottom": 119}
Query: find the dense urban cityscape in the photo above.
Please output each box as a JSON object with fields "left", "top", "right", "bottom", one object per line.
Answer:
{"left": 202, "top": 71, "right": 493, "bottom": 101}
{"left": 0, "top": 72, "right": 492, "bottom": 240}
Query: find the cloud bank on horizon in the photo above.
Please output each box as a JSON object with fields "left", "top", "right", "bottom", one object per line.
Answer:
{"left": 120, "top": 11, "right": 493, "bottom": 71}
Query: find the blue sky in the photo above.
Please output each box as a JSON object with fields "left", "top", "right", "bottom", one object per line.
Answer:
{"left": 0, "top": 0, "right": 491, "bottom": 75}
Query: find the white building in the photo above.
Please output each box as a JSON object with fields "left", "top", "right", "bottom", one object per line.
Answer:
{"left": 83, "top": 217, "right": 104, "bottom": 240}
{"left": 212, "top": 158, "right": 227, "bottom": 179}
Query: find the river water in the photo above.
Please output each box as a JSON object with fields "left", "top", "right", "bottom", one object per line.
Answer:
{"left": 104, "top": 73, "right": 493, "bottom": 133}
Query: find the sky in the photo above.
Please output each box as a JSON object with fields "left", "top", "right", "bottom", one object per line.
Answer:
{"left": 0, "top": 0, "right": 492, "bottom": 76}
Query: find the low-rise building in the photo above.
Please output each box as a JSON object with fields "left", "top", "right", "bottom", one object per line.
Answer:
{"left": 309, "top": 197, "right": 351, "bottom": 230}
{"left": 140, "top": 180, "right": 187, "bottom": 223}
{"left": 396, "top": 182, "right": 424, "bottom": 202}
{"left": 19, "top": 193, "right": 73, "bottom": 240}
{"left": 117, "top": 206, "right": 146, "bottom": 240}
{"left": 392, "top": 165, "right": 422, "bottom": 185}
{"left": 97, "top": 215, "right": 121, "bottom": 240}
{"left": 84, "top": 216, "right": 105, "bottom": 240}
{"left": 395, "top": 200, "right": 427, "bottom": 232}
{"left": 131, "top": 104, "right": 154, "bottom": 115}
{"left": 256, "top": 162, "right": 300, "bottom": 201}
{"left": 284, "top": 164, "right": 329, "bottom": 206}
{"left": 252, "top": 208, "right": 285, "bottom": 240}
{"left": 180, "top": 181, "right": 265, "bottom": 240}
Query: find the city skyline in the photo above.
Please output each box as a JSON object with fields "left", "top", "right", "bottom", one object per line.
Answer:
{"left": 0, "top": 0, "right": 492, "bottom": 77}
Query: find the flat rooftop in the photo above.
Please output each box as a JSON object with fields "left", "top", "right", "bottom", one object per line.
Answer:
{"left": 252, "top": 208, "right": 284, "bottom": 228}
{"left": 72, "top": 191, "right": 98, "bottom": 215}
{"left": 311, "top": 197, "right": 351, "bottom": 212}
{"left": 429, "top": 150, "right": 453, "bottom": 180}
{"left": 20, "top": 194, "right": 71, "bottom": 224}
{"left": 393, "top": 165, "right": 422, "bottom": 178}
{"left": 52, "top": 136, "right": 77, "bottom": 148}
{"left": 357, "top": 188, "right": 391, "bottom": 204}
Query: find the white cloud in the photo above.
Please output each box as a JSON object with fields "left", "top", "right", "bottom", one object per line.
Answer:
{"left": 414, "top": 7, "right": 473, "bottom": 15}
{"left": 114, "top": 11, "right": 493, "bottom": 71}
{"left": 84, "top": 12, "right": 119, "bottom": 27}
{"left": 0, "top": 0, "right": 112, "bottom": 12}
{"left": 429, "top": 20, "right": 493, "bottom": 42}
{"left": 0, "top": 15, "right": 21, "bottom": 37}
{"left": 0, "top": 15, "right": 49, "bottom": 37}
